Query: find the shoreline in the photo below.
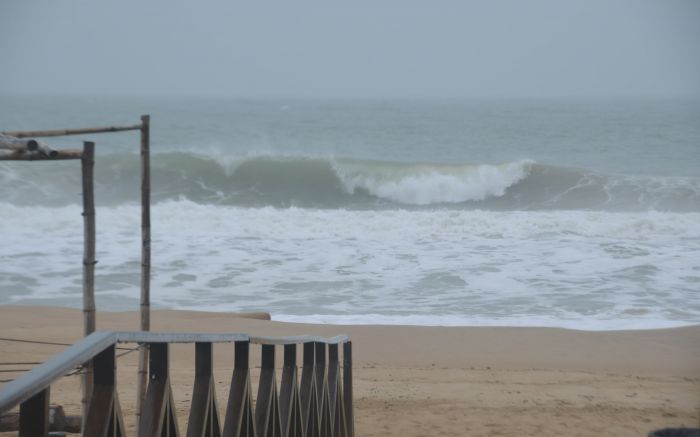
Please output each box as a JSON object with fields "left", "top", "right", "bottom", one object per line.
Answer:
{"left": 1, "top": 305, "right": 698, "bottom": 374}
{"left": 1, "top": 305, "right": 698, "bottom": 436}
{"left": 3, "top": 302, "right": 698, "bottom": 332}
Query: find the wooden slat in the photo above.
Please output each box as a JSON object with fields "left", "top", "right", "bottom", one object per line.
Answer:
{"left": 18, "top": 388, "right": 49, "bottom": 437}
{"left": 300, "top": 343, "right": 319, "bottom": 437}
{"left": 328, "top": 345, "right": 347, "bottom": 437}
{"left": 84, "top": 345, "right": 126, "bottom": 437}
{"left": 256, "top": 345, "right": 281, "bottom": 437}
{"left": 187, "top": 343, "right": 221, "bottom": 437}
{"left": 279, "top": 344, "right": 303, "bottom": 437}
{"left": 223, "top": 342, "right": 256, "bottom": 437}
{"left": 343, "top": 342, "right": 354, "bottom": 437}
{"left": 139, "top": 343, "right": 180, "bottom": 437}
{"left": 315, "top": 343, "right": 332, "bottom": 437}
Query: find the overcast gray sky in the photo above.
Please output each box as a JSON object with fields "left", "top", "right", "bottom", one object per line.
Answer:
{"left": 1, "top": 0, "right": 698, "bottom": 98}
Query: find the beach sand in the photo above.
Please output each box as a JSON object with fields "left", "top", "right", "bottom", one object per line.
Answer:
{"left": 0, "top": 306, "right": 698, "bottom": 436}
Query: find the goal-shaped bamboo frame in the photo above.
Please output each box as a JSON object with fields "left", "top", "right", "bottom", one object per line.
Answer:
{"left": 1, "top": 116, "right": 152, "bottom": 429}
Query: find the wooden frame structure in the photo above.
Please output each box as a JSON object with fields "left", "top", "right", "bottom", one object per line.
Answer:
{"left": 0, "top": 331, "right": 355, "bottom": 437}
{"left": 0, "top": 137, "right": 97, "bottom": 430}
{"left": 1, "top": 116, "right": 152, "bottom": 427}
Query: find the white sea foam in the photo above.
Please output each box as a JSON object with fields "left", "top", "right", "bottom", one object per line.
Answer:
{"left": 1, "top": 201, "right": 699, "bottom": 330}
{"left": 335, "top": 160, "right": 532, "bottom": 205}
{"left": 271, "top": 314, "right": 697, "bottom": 331}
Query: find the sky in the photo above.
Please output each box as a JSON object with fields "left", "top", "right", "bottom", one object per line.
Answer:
{"left": 0, "top": 0, "right": 699, "bottom": 98}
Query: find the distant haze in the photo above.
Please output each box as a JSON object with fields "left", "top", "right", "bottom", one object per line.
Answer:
{"left": 1, "top": 0, "right": 699, "bottom": 98}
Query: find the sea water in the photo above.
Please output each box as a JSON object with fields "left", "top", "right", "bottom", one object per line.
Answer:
{"left": 1, "top": 96, "right": 699, "bottom": 330}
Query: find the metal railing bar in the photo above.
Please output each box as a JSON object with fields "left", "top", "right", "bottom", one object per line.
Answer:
{"left": 114, "top": 331, "right": 250, "bottom": 344}
{"left": 0, "top": 331, "right": 116, "bottom": 412}
{"left": 249, "top": 334, "right": 350, "bottom": 345}
{"left": 112, "top": 332, "right": 349, "bottom": 345}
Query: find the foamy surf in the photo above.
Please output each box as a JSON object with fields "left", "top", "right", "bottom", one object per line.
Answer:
{"left": 1, "top": 202, "right": 699, "bottom": 330}
{"left": 270, "top": 314, "right": 698, "bottom": 331}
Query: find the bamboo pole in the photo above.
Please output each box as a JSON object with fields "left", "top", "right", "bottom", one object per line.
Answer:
{"left": 136, "top": 115, "right": 151, "bottom": 430}
{"left": 0, "top": 135, "right": 40, "bottom": 152}
{"left": 81, "top": 141, "right": 97, "bottom": 336}
{"left": 0, "top": 149, "right": 82, "bottom": 161}
{"left": 80, "top": 141, "right": 96, "bottom": 433}
{"left": 3, "top": 124, "right": 142, "bottom": 138}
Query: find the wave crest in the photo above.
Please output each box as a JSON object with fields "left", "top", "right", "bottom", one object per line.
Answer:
{"left": 336, "top": 160, "right": 532, "bottom": 205}
{"left": 1, "top": 152, "right": 699, "bottom": 211}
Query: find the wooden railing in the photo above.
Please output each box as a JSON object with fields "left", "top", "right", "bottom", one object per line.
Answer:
{"left": 0, "top": 331, "right": 354, "bottom": 437}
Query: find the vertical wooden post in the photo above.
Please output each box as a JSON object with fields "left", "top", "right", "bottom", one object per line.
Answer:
{"left": 81, "top": 140, "right": 96, "bottom": 433}
{"left": 137, "top": 114, "right": 151, "bottom": 430}
{"left": 81, "top": 141, "right": 97, "bottom": 335}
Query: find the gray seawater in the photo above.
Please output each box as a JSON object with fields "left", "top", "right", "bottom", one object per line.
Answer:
{"left": 1, "top": 96, "right": 699, "bottom": 329}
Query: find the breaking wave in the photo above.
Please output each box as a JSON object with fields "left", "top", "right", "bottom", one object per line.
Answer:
{"left": 1, "top": 153, "right": 699, "bottom": 211}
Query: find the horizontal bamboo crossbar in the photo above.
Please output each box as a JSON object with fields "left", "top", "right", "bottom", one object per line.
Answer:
{"left": 0, "top": 149, "right": 83, "bottom": 161}
{"left": 3, "top": 123, "right": 143, "bottom": 138}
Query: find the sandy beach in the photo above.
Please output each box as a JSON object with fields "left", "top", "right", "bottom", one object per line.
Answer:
{"left": 0, "top": 305, "right": 698, "bottom": 436}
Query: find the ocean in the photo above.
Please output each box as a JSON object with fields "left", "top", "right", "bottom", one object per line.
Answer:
{"left": 1, "top": 96, "right": 699, "bottom": 330}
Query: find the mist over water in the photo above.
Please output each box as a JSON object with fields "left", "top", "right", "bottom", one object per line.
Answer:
{"left": 1, "top": 97, "right": 699, "bottom": 329}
